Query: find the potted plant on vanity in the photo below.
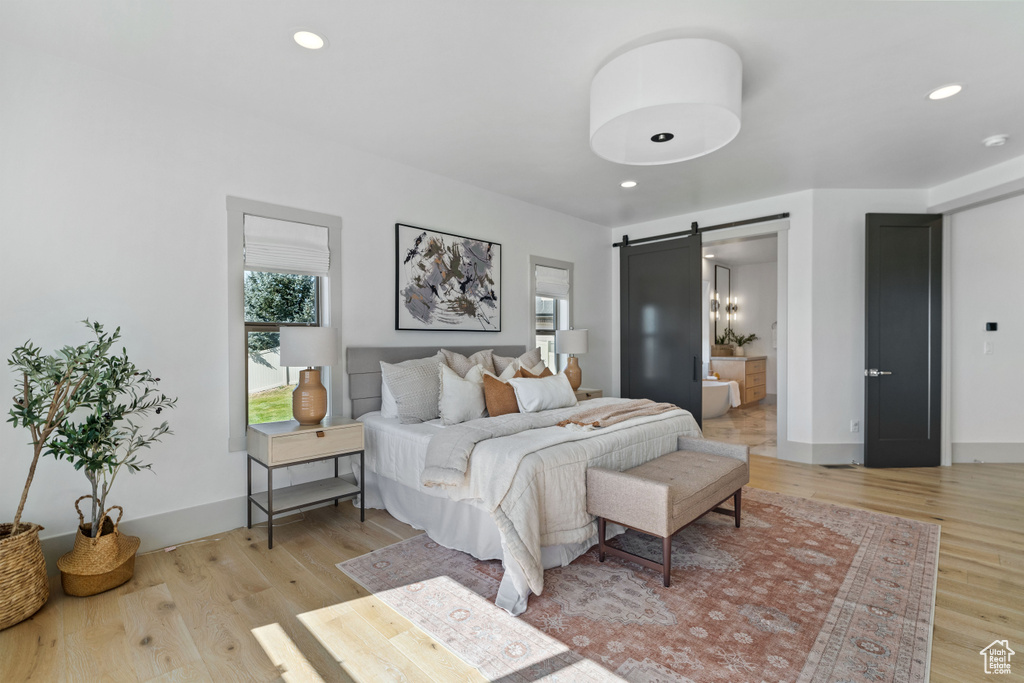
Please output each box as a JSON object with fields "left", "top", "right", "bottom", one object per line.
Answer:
{"left": 4, "top": 321, "right": 176, "bottom": 607}
{"left": 714, "top": 328, "right": 760, "bottom": 356}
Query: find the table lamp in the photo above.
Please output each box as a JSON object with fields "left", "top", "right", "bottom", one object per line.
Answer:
{"left": 279, "top": 326, "right": 337, "bottom": 425}
{"left": 555, "top": 328, "right": 588, "bottom": 391}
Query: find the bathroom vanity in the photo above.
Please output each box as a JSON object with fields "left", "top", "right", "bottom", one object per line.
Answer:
{"left": 710, "top": 356, "right": 767, "bottom": 406}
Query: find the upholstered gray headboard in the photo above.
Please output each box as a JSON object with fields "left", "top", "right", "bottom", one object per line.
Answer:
{"left": 346, "top": 345, "right": 527, "bottom": 418}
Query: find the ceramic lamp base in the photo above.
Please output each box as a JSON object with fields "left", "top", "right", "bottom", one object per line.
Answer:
{"left": 565, "top": 356, "right": 582, "bottom": 391}
{"left": 293, "top": 368, "right": 327, "bottom": 425}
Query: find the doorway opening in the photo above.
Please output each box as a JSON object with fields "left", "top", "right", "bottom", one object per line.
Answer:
{"left": 701, "top": 233, "right": 780, "bottom": 457}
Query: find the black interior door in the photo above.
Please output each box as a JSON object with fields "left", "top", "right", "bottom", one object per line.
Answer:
{"left": 865, "top": 213, "right": 942, "bottom": 467}
{"left": 620, "top": 236, "right": 703, "bottom": 428}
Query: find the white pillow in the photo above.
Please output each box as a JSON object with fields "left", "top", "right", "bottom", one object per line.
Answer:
{"left": 493, "top": 362, "right": 519, "bottom": 382}
{"left": 508, "top": 373, "right": 578, "bottom": 413}
{"left": 438, "top": 364, "right": 487, "bottom": 425}
{"left": 380, "top": 352, "right": 445, "bottom": 423}
{"left": 493, "top": 347, "right": 543, "bottom": 375}
{"left": 381, "top": 377, "right": 398, "bottom": 419}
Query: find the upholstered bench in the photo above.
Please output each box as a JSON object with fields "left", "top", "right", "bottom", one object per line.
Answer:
{"left": 586, "top": 437, "right": 749, "bottom": 587}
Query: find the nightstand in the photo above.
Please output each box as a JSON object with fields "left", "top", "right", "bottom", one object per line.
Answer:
{"left": 246, "top": 417, "right": 364, "bottom": 549}
{"left": 575, "top": 387, "right": 603, "bottom": 402}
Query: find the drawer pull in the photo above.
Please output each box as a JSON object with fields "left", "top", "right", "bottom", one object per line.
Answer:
{"left": 316, "top": 431, "right": 325, "bottom": 438}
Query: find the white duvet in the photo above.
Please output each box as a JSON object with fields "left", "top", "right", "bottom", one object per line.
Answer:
{"left": 372, "top": 397, "right": 702, "bottom": 598}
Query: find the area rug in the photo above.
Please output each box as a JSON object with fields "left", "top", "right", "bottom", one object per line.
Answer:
{"left": 338, "top": 489, "right": 939, "bottom": 682}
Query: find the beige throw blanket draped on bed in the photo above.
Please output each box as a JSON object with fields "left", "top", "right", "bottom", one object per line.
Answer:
{"left": 418, "top": 397, "right": 703, "bottom": 597}
{"left": 557, "top": 398, "right": 679, "bottom": 428}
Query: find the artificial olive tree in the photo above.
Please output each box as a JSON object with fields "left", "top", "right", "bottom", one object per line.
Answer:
{"left": 7, "top": 321, "right": 176, "bottom": 537}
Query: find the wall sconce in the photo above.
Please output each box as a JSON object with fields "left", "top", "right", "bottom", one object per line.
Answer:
{"left": 725, "top": 297, "right": 738, "bottom": 321}
{"left": 710, "top": 291, "right": 721, "bottom": 319}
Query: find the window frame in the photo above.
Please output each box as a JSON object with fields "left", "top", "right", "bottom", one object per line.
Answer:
{"left": 529, "top": 256, "right": 574, "bottom": 373}
{"left": 227, "top": 197, "right": 342, "bottom": 452}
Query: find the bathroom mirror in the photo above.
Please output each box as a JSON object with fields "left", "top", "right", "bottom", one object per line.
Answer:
{"left": 714, "top": 265, "right": 730, "bottom": 340}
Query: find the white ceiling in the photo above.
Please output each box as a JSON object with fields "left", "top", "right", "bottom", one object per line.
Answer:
{"left": 704, "top": 234, "right": 778, "bottom": 266}
{"left": 2, "top": 1, "right": 1022, "bottom": 228}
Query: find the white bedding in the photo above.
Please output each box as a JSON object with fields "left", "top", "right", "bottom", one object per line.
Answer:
{"left": 357, "top": 399, "right": 702, "bottom": 613}
{"left": 360, "top": 412, "right": 445, "bottom": 493}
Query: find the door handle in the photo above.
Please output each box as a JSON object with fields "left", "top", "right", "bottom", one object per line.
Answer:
{"left": 864, "top": 369, "right": 893, "bottom": 377}
{"left": 693, "top": 356, "right": 700, "bottom": 382}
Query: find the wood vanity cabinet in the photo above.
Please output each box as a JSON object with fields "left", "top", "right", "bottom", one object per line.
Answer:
{"left": 710, "top": 356, "right": 767, "bottom": 406}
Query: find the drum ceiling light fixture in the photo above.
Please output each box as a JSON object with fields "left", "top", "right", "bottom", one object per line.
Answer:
{"left": 590, "top": 38, "right": 743, "bottom": 165}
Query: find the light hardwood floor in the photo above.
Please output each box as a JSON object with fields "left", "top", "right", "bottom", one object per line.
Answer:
{"left": 2, "top": 458, "right": 1022, "bottom": 682}
{"left": 702, "top": 401, "right": 778, "bottom": 457}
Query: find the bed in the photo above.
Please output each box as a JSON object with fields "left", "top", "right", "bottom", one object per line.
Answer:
{"left": 347, "top": 345, "right": 703, "bottom": 614}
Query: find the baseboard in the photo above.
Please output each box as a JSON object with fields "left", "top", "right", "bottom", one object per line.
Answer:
{"left": 39, "top": 495, "right": 248, "bottom": 575}
{"left": 952, "top": 442, "right": 1024, "bottom": 464}
{"left": 810, "top": 443, "right": 864, "bottom": 466}
{"left": 778, "top": 440, "right": 812, "bottom": 463}
{"left": 761, "top": 393, "right": 778, "bottom": 405}
{"left": 778, "top": 441, "right": 862, "bottom": 465}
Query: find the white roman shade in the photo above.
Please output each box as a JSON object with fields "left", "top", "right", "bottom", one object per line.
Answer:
{"left": 535, "top": 265, "right": 570, "bottom": 298}
{"left": 244, "top": 215, "right": 330, "bottom": 276}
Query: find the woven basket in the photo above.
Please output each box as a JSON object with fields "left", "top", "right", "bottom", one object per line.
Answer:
{"left": 57, "top": 497, "right": 140, "bottom": 598}
{"left": 0, "top": 522, "right": 49, "bottom": 630}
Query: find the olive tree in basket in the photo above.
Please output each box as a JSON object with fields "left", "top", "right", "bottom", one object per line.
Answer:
{"left": 46, "top": 324, "right": 177, "bottom": 538}
{"left": 4, "top": 320, "right": 120, "bottom": 626}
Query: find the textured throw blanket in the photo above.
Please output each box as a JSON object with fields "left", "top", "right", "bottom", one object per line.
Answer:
{"left": 417, "top": 397, "right": 703, "bottom": 599}
{"left": 556, "top": 398, "right": 679, "bottom": 428}
{"left": 420, "top": 409, "right": 577, "bottom": 488}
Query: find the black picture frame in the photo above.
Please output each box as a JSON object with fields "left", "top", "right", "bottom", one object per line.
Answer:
{"left": 395, "top": 223, "right": 502, "bottom": 332}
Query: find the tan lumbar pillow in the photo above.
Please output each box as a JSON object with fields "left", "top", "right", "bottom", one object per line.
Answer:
{"left": 482, "top": 370, "right": 523, "bottom": 417}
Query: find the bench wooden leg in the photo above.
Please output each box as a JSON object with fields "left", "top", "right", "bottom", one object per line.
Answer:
{"left": 598, "top": 517, "right": 606, "bottom": 562}
{"left": 734, "top": 489, "right": 742, "bottom": 528}
{"left": 662, "top": 535, "right": 672, "bottom": 587}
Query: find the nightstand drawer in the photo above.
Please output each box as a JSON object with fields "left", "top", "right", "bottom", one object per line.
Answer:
{"left": 575, "top": 388, "right": 603, "bottom": 401}
{"left": 746, "top": 372, "right": 766, "bottom": 388}
{"left": 746, "top": 359, "right": 766, "bottom": 374}
{"left": 271, "top": 426, "right": 363, "bottom": 464}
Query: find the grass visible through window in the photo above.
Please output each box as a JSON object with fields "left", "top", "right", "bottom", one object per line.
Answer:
{"left": 248, "top": 385, "right": 294, "bottom": 425}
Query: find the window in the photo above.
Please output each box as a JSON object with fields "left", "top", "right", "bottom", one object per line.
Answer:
{"left": 531, "top": 258, "right": 573, "bottom": 371}
{"left": 244, "top": 271, "right": 321, "bottom": 424}
{"left": 227, "top": 197, "right": 341, "bottom": 451}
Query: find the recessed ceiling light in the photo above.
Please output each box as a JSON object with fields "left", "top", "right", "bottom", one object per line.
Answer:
{"left": 927, "top": 84, "right": 962, "bottom": 100}
{"left": 704, "top": 254, "right": 715, "bottom": 259}
{"left": 620, "top": 180, "right": 638, "bottom": 188}
{"left": 982, "top": 134, "right": 1009, "bottom": 147}
{"left": 294, "top": 31, "right": 326, "bottom": 50}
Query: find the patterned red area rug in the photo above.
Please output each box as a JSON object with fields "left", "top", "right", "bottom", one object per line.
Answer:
{"left": 339, "top": 488, "right": 939, "bottom": 682}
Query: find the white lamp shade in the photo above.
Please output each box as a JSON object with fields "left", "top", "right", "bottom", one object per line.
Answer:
{"left": 590, "top": 38, "right": 742, "bottom": 165}
{"left": 279, "top": 327, "right": 337, "bottom": 367}
{"left": 555, "top": 329, "right": 589, "bottom": 355}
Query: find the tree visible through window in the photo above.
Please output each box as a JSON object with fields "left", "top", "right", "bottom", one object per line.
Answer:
{"left": 244, "top": 271, "right": 320, "bottom": 424}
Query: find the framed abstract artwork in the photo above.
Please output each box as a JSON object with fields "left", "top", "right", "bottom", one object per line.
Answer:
{"left": 395, "top": 223, "right": 501, "bottom": 332}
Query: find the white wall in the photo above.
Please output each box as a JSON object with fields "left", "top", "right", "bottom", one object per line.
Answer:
{"left": 809, "top": 190, "right": 929, "bottom": 452}
{"left": 950, "top": 193, "right": 1024, "bottom": 460}
{"left": 730, "top": 261, "right": 778, "bottom": 394}
{"left": 0, "top": 40, "right": 612, "bottom": 545}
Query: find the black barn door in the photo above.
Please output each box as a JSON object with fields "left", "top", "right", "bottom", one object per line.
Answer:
{"left": 865, "top": 213, "right": 942, "bottom": 467}
{"left": 620, "top": 236, "right": 703, "bottom": 427}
